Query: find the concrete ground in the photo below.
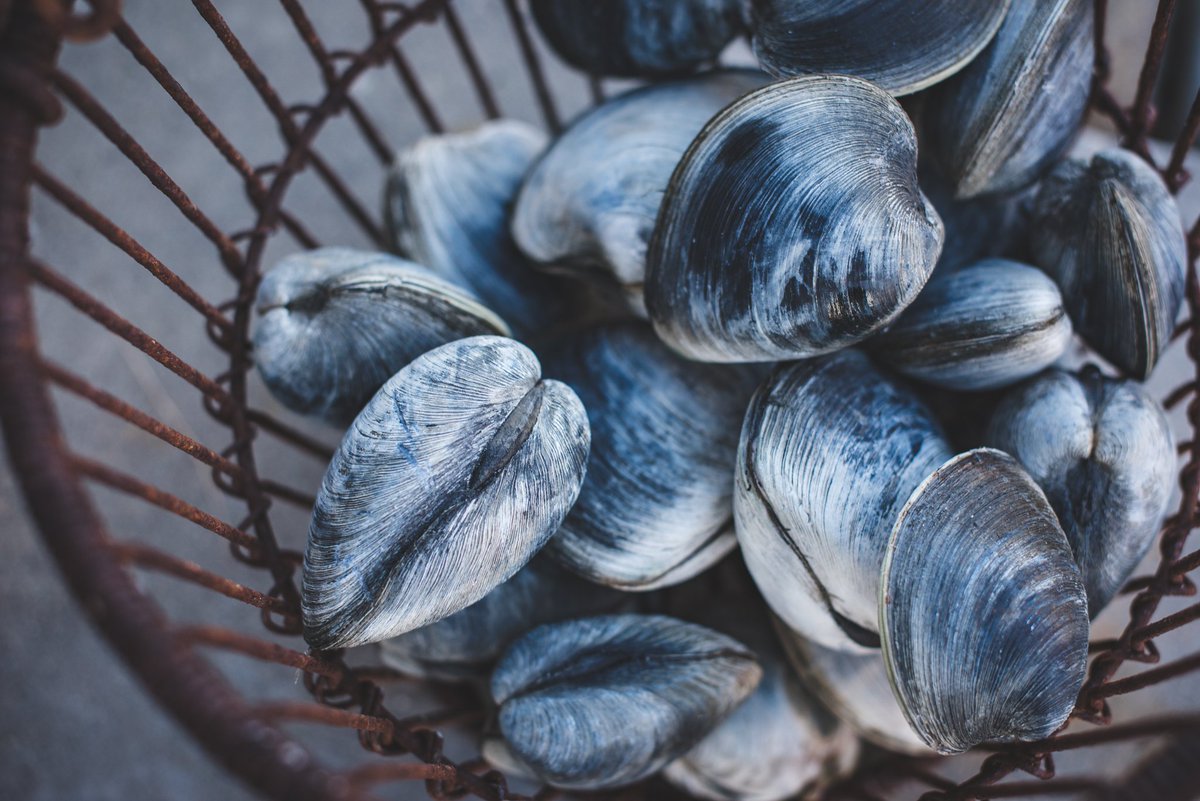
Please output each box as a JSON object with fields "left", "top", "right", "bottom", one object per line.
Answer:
{"left": 1, "top": 2, "right": 1194, "bottom": 800}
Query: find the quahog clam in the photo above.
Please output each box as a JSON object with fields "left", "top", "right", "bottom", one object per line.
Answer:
{"left": 512, "top": 70, "right": 769, "bottom": 315}
{"left": 379, "top": 558, "right": 623, "bottom": 682}
{"left": 744, "top": 0, "right": 1010, "bottom": 96}
{"left": 491, "top": 614, "right": 761, "bottom": 790}
{"left": 869, "top": 259, "right": 1073, "bottom": 391}
{"left": 664, "top": 592, "right": 858, "bottom": 801}
{"left": 385, "top": 120, "right": 561, "bottom": 335}
{"left": 927, "top": 0, "right": 1094, "bottom": 199}
{"left": 543, "top": 321, "right": 759, "bottom": 590}
{"left": 530, "top": 0, "right": 743, "bottom": 78}
{"left": 1030, "top": 148, "right": 1188, "bottom": 379}
{"left": 881, "top": 448, "right": 1090, "bottom": 754}
{"left": 775, "top": 620, "right": 931, "bottom": 756}
{"left": 986, "top": 367, "right": 1175, "bottom": 616}
{"left": 734, "top": 350, "right": 953, "bottom": 651}
{"left": 646, "top": 75, "right": 944, "bottom": 363}
{"left": 302, "top": 337, "right": 589, "bottom": 650}
{"left": 252, "top": 248, "right": 508, "bottom": 425}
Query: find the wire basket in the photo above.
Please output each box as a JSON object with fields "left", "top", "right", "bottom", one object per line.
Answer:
{"left": 2, "top": 1, "right": 1199, "bottom": 799}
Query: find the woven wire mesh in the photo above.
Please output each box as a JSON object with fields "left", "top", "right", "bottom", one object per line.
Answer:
{"left": 1, "top": 1, "right": 1199, "bottom": 799}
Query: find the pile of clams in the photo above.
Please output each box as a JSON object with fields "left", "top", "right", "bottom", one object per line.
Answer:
{"left": 248, "top": 1, "right": 1188, "bottom": 796}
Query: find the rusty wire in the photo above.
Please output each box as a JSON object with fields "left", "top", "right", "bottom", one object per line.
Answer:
{"left": 2, "top": 0, "right": 1200, "bottom": 799}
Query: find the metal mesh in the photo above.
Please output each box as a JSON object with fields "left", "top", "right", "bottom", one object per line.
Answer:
{"left": 0, "top": 1, "right": 1198, "bottom": 799}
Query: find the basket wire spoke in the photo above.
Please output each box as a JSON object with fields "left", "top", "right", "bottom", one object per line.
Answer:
{"left": 1, "top": 0, "right": 1200, "bottom": 799}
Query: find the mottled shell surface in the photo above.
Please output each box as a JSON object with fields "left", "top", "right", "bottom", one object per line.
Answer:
{"left": 734, "top": 351, "right": 953, "bottom": 651}
{"left": 745, "top": 0, "right": 1010, "bottom": 96}
{"left": 881, "top": 449, "right": 1090, "bottom": 754}
{"left": 302, "top": 337, "right": 590, "bottom": 650}
{"left": 987, "top": 367, "right": 1175, "bottom": 616}
{"left": 664, "top": 597, "right": 858, "bottom": 801}
{"left": 491, "top": 614, "right": 762, "bottom": 790}
{"left": 927, "top": 0, "right": 1094, "bottom": 199}
{"left": 543, "top": 322, "right": 759, "bottom": 590}
{"left": 530, "top": 0, "right": 743, "bottom": 78}
{"left": 775, "top": 620, "right": 931, "bottom": 756}
{"left": 511, "top": 70, "right": 769, "bottom": 314}
{"left": 869, "top": 259, "right": 1073, "bottom": 391}
{"left": 1031, "top": 148, "right": 1188, "bottom": 379}
{"left": 646, "top": 76, "right": 944, "bottom": 363}
{"left": 385, "top": 120, "right": 560, "bottom": 336}
{"left": 252, "top": 248, "right": 508, "bottom": 425}
{"left": 378, "top": 558, "right": 622, "bottom": 682}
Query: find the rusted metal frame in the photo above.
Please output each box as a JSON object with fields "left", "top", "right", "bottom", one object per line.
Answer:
{"left": 28, "top": 259, "right": 234, "bottom": 404}
{"left": 108, "top": 17, "right": 321, "bottom": 248}
{"left": 441, "top": 4, "right": 501, "bottom": 119}
{"left": 1091, "top": 650, "right": 1200, "bottom": 698}
{"left": 70, "top": 453, "right": 259, "bottom": 550}
{"left": 501, "top": 0, "right": 561, "bottom": 132}
{"left": 257, "top": 702, "right": 395, "bottom": 734}
{"left": 1165, "top": 88, "right": 1200, "bottom": 192}
{"left": 306, "top": 146, "right": 386, "bottom": 245}
{"left": 1, "top": 7, "right": 347, "bottom": 799}
{"left": 1124, "top": 0, "right": 1178, "bottom": 164}
{"left": 962, "top": 780, "right": 1102, "bottom": 798}
{"left": 358, "top": 0, "right": 446, "bottom": 133}
{"left": 277, "top": 0, "right": 393, "bottom": 165}
{"left": 1089, "top": 0, "right": 1135, "bottom": 138}
{"left": 177, "top": 624, "right": 343, "bottom": 679}
{"left": 1132, "top": 599, "right": 1200, "bottom": 640}
{"left": 48, "top": 68, "right": 246, "bottom": 275}
{"left": 30, "top": 163, "right": 234, "bottom": 334}
{"left": 245, "top": 406, "right": 335, "bottom": 461}
{"left": 190, "top": 0, "right": 387, "bottom": 247}
{"left": 111, "top": 540, "right": 289, "bottom": 613}
{"left": 346, "top": 761, "right": 461, "bottom": 788}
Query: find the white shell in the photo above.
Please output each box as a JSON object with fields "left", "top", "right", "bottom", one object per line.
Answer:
{"left": 734, "top": 350, "right": 952, "bottom": 652}
{"left": 881, "top": 448, "right": 1090, "bottom": 754}
{"left": 511, "top": 70, "right": 769, "bottom": 315}
{"left": 986, "top": 367, "right": 1176, "bottom": 615}
{"left": 646, "top": 75, "right": 943, "bottom": 362}
{"left": 302, "top": 337, "right": 589, "bottom": 650}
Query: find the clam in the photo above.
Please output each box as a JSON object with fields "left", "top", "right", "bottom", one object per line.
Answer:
{"left": 543, "top": 321, "right": 759, "bottom": 590}
{"left": 529, "top": 0, "right": 743, "bottom": 78}
{"left": 986, "top": 367, "right": 1175, "bottom": 616}
{"left": 1030, "top": 148, "right": 1188, "bottom": 379}
{"left": 379, "top": 558, "right": 623, "bottom": 682}
{"left": 645, "top": 75, "right": 944, "bottom": 363}
{"left": 881, "top": 448, "right": 1090, "bottom": 754}
{"left": 744, "top": 0, "right": 1010, "bottom": 96}
{"left": 385, "top": 120, "right": 561, "bottom": 335}
{"left": 734, "top": 350, "right": 953, "bottom": 651}
{"left": 491, "top": 614, "right": 761, "bottom": 790}
{"left": 927, "top": 0, "right": 1094, "bottom": 199}
{"left": 663, "top": 592, "right": 858, "bottom": 801}
{"left": 511, "top": 70, "right": 770, "bottom": 315}
{"left": 869, "top": 259, "right": 1073, "bottom": 391}
{"left": 302, "top": 337, "right": 590, "bottom": 651}
{"left": 775, "top": 620, "right": 931, "bottom": 756}
{"left": 252, "top": 247, "right": 508, "bottom": 425}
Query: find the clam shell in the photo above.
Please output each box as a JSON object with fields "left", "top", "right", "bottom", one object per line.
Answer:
{"left": 869, "top": 258, "right": 1073, "bottom": 391}
{"left": 986, "top": 367, "right": 1175, "bottom": 616}
{"left": 664, "top": 594, "right": 858, "bottom": 801}
{"left": 880, "top": 448, "right": 1090, "bottom": 754}
{"left": 252, "top": 248, "right": 508, "bottom": 425}
{"left": 744, "top": 0, "right": 1010, "bottom": 96}
{"left": 774, "top": 619, "right": 931, "bottom": 756}
{"left": 385, "top": 120, "right": 560, "bottom": 336}
{"left": 734, "top": 350, "right": 953, "bottom": 651}
{"left": 530, "top": 0, "right": 743, "bottom": 78}
{"left": 379, "top": 558, "right": 623, "bottom": 682}
{"left": 491, "top": 614, "right": 762, "bottom": 790}
{"left": 927, "top": 0, "right": 1094, "bottom": 199}
{"left": 543, "top": 322, "right": 759, "bottom": 590}
{"left": 511, "top": 70, "right": 770, "bottom": 315}
{"left": 919, "top": 163, "right": 1030, "bottom": 273}
{"left": 302, "top": 337, "right": 590, "bottom": 650}
{"left": 1030, "top": 148, "right": 1188, "bottom": 379}
{"left": 645, "top": 75, "right": 944, "bottom": 363}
